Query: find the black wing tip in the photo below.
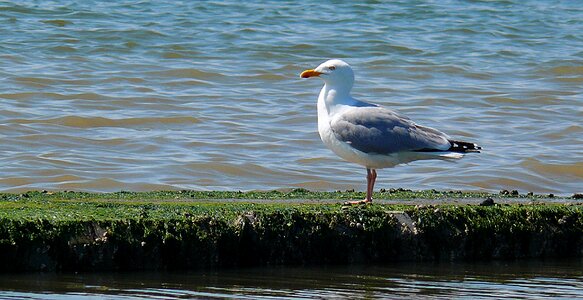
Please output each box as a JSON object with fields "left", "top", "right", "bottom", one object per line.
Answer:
{"left": 448, "top": 140, "right": 481, "bottom": 153}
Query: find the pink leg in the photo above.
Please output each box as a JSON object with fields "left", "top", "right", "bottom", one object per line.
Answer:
{"left": 346, "top": 168, "right": 377, "bottom": 205}
{"left": 365, "top": 168, "right": 377, "bottom": 202}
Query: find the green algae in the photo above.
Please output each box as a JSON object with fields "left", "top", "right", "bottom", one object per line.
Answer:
{"left": 0, "top": 188, "right": 574, "bottom": 223}
{"left": 408, "top": 204, "right": 583, "bottom": 259}
{"left": 0, "top": 190, "right": 581, "bottom": 272}
{"left": 0, "top": 188, "right": 567, "bottom": 205}
{"left": 0, "top": 189, "right": 463, "bottom": 203}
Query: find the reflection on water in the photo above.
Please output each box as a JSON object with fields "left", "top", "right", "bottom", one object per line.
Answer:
{"left": 0, "top": 260, "right": 582, "bottom": 299}
{"left": 1, "top": 1, "right": 583, "bottom": 194}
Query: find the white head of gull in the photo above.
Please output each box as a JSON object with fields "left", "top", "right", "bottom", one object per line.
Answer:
{"left": 300, "top": 59, "right": 481, "bottom": 205}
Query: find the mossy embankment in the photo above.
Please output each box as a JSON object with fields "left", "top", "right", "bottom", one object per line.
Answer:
{"left": 1, "top": 190, "right": 582, "bottom": 272}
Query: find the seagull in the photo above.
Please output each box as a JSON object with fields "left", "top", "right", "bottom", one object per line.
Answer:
{"left": 300, "top": 59, "right": 480, "bottom": 205}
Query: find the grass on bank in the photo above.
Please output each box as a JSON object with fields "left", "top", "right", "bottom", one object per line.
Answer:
{"left": 0, "top": 187, "right": 567, "bottom": 203}
{"left": 0, "top": 189, "right": 579, "bottom": 222}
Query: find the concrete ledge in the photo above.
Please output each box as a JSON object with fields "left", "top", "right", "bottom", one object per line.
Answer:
{"left": 1, "top": 197, "right": 582, "bottom": 272}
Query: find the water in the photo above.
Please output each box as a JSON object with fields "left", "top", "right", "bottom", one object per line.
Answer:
{"left": 1, "top": 0, "right": 582, "bottom": 194}
{"left": 1, "top": 260, "right": 582, "bottom": 299}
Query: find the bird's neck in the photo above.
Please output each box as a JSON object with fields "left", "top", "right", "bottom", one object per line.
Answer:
{"left": 317, "top": 83, "right": 356, "bottom": 137}
{"left": 318, "top": 83, "right": 354, "bottom": 113}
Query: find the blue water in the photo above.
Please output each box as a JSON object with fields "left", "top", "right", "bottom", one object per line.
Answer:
{"left": 1, "top": 260, "right": 582, "bottom": 299}
{"left": 1, "top": 0, "right": 582, "bottom": 194}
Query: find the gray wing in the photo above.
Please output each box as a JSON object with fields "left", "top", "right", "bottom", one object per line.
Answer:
{"left": 330, "top": 107, "right": 451, "bottom": 154}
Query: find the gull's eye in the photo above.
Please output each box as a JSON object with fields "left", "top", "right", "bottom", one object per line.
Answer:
{"left": 328, "top": 66, "right": 336, "bottom": 71}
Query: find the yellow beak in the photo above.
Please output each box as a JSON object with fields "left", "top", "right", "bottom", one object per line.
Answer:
{"left": 300, "top": 69, "right": 323, "bottom": 78}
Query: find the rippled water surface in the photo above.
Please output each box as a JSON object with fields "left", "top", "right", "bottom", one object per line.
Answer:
{"left": 1, "top": 1, "right": 582, "bottom": 193}
{"left": 1, "top": 260, "right": 582, "bottom": 299}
